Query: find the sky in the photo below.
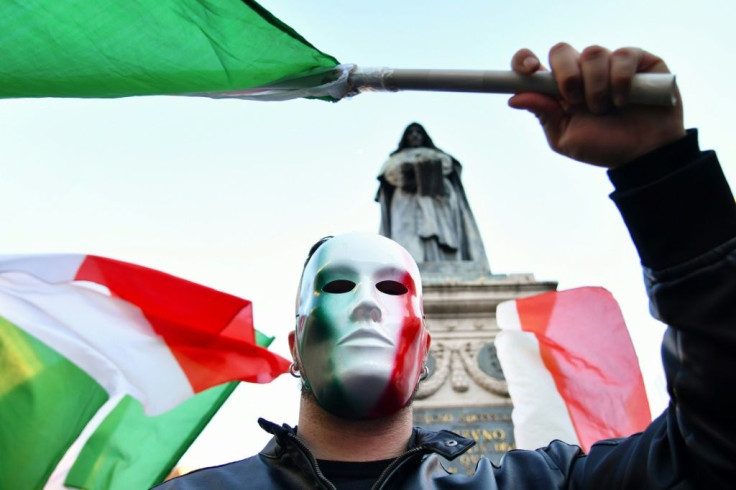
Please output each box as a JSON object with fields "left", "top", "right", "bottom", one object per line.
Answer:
{"left": 2, "top": 0, "right": 735, "bottom": 472}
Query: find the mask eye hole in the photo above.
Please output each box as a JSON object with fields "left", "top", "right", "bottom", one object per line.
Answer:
{"left": 322, "top": 280, "right": 356, "bottom": 294}
{"left": 376, "top": 280, "right": 408, "bottom": 296}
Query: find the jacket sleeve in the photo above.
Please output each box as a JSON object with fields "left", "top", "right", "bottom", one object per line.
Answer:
{"left": 576, "top": 130, "right": 736, "bottom": 489}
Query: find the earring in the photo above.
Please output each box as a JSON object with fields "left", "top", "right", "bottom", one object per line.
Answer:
{"left": 289, "top": 362, "right": 301, "bottom": 378}
{"left": 419, "top": 365, "right": 429, "bottom": 381}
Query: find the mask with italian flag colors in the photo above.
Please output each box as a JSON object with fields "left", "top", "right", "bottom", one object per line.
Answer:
{"left": 295, "top": 232, "right": 430, "bottom": 419}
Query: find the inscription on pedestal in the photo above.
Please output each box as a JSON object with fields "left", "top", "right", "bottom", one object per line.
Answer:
{"left": 413, "top": 405, "right": 515, "bottom": 474}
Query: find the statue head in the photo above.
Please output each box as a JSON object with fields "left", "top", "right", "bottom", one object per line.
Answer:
{"left": 394, "top": 122, "right": 437, "bottom": 153}
{"left": 291, "top": 232, "right": 431, "bottom": 419}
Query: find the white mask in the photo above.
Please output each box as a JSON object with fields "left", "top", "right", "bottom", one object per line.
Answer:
{"left": 295, "top": 232, "right": 430, "bottom": 419}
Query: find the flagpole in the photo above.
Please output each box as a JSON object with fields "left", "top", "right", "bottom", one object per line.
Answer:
{"left": 347, "top": 67, "right": 676, "bottom": 106}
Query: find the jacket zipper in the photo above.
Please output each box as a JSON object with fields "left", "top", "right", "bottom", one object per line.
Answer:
{"left": 370, "top": 446, "right": 426, "bottom": 490}
{"left": 286, "top": 432, "right": 428, "bottom": 490}
{"left": 286, "top": 433, "right": 337, "bottom": 490}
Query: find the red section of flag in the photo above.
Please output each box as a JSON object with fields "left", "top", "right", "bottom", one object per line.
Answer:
{"left": 515, "top": 287, "right": 651, "bottom": 451}
{"left": 75, "top": 255, "right": 290, "bottom": 391}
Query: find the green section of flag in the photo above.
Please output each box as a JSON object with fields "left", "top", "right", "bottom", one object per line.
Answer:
{"left": 256, "top": 329, "right": 275, "bottom": 348}
{"left": 0, "top": 316, "right": 109, "bottom": 490}
{"left": 65, "top": 383, "right": 237, "bottom": 489}
{"left": 63, "top": 328, "right": 273, "bottom": 489}
{"left": 0, "top": 0, "right": 338, "bottom": 98}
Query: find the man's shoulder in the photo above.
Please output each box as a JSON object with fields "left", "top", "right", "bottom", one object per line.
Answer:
{"left": 152, "top": 454, "right": 263, "bottom": 490}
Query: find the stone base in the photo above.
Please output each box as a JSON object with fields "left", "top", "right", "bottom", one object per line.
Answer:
{"left": 418, "top": 260, "right": 493, "bottom": 284}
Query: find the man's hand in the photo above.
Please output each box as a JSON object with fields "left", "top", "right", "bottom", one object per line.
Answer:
{"left": 508, "top": 43, "right": 686, "bottom": 168}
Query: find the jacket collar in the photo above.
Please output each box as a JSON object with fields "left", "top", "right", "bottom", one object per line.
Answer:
{"left": 410, "top": 425, "right": 475, "bottom": 460}
{"left": 257, "top": 417, "right": 474, "bottom": 461}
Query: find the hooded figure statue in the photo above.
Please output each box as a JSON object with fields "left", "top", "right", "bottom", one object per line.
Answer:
{"left": 376, "top": 123, "right": 490, "bottom": 271}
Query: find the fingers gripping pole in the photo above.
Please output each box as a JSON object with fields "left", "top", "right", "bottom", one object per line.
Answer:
{"left": 348, "top": 68, "right": 677, "bottom": 107}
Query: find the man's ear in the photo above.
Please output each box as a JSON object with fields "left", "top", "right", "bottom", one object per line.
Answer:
{"left": 288, "top": 330, "right": 297, "bottom": 361}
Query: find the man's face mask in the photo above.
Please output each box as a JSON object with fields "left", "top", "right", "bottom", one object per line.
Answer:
{"left": 295, "top": 232, "right": 430, "bottom": 419}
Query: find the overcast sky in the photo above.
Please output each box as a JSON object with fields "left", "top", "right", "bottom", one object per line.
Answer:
{"left": 2, "top": 0, "right": 734, "bottom": 471}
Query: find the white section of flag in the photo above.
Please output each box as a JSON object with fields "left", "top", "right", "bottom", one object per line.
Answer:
{"left": 495, "top": 299, "right": 578, "bottom": 449}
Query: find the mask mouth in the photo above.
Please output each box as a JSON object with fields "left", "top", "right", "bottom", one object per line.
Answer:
{"left": 337, "top": 326, "right": 395, "bottom": 347}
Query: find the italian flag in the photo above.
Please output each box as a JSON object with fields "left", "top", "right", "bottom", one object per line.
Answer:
{"left": 495, "top": 287, "right": 651, "bottom": 452}
{"left": 0, "top": 0, "right": 342, "bottom": 101}
{"left": 0, "top": 254, "right": 291, "bottom": 489}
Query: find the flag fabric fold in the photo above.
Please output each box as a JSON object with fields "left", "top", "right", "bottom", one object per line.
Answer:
{"left": 203, "top": 63, "right": 355, "bottom": 101}
{"left": 0, "top": 254, "right": 290, "bottom": 415}
{"left": 64, "top": 385, "right": 238, "bottom": 490}
{"left": 0, "top": 254, "right": 290, "bottom": 489}
{"left": 0, "top": 316, "right": 109, "bottom": 490}
{"left": 495, "top": 287, "right": 651, "bottom": 452}
{"left": 0, "top": 0, "right": 340, "bottom": 100}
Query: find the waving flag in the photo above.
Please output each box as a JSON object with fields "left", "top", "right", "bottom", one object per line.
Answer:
{"left": 0, "top": 0, "right": 342, "bottom": 100}
{"left": 0, "top": 254, "right": 290, "bottom": 489}
{"left": 495, "top": 287, "right": 650, "bottom": 452}
{"left": 0, "top": 0, "right": 676, "bottom": 103}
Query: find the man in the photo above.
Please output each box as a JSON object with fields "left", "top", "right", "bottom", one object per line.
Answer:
{"left": 156, "top": 43, "right": 736, "bottom": 488}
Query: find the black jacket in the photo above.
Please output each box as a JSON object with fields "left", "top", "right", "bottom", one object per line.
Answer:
{"left": 156, "top": 130, "right": 736, "bottom": 489}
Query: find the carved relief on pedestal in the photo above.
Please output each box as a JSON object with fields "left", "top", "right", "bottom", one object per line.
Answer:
{"left": 416, "top": 339, "right": 508, "bottom": 400}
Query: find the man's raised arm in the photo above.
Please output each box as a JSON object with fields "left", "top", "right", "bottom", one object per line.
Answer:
{"left": 509, "top": 43, "right": 736, "bottom": 488}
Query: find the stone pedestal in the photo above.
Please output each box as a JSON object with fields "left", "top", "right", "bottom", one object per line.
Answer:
{"left": 412, "top": 265, "right": 556, "bottom": 474}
